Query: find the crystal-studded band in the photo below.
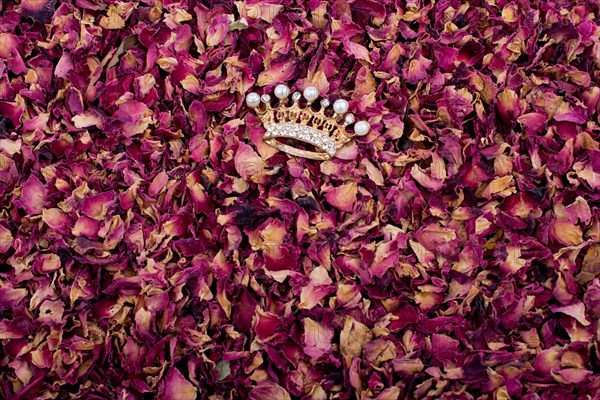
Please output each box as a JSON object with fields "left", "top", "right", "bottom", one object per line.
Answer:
{"left": 263, "top": 123, "right": 337, "bottom": 158}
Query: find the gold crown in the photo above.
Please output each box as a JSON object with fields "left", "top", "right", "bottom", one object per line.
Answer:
{"left": 245, "top": 84, "right": 370, "bottom": 160}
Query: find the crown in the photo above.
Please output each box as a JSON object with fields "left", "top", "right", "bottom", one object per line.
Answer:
{"left": 245, "top": 84, "right": 370, "bottom": 160}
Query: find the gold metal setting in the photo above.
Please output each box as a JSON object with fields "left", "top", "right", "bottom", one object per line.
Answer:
{"left": 245, "top": 85, "right": 370, "bottom": 160}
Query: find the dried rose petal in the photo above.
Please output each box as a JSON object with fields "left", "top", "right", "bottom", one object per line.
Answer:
{"left": 18, "top": 175, "right": 46, "bottom": 215}
{"left": 0, "top": 1, "right": 598, "bottom": 398}
{"left": 157, "top": 367, "right": 197, "bottom": 400}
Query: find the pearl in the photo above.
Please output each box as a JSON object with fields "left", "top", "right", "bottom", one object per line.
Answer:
{"left": 274, "top": 84, "right": 290, "bottom": 99}
{"left": 246, "top": 92, "right": 260, "bottom": 108}
{"left": 333, "top": 99, "right": 349, "bottom": 115}
{"left": 303, "top": 86, "right": 320, "bottom": 103}
{"left": 354, "top": 121, "right": 370, "bottom": 136}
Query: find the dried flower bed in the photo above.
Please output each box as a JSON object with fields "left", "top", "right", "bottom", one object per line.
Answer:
{"left": 0, "top": 0, "right": 599, "bottom": 399}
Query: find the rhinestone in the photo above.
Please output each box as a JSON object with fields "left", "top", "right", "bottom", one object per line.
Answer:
{"left": 320, "top": 99, "right": 330, "bottom": 108}
{"left": 345, "top": 113, "right": 355, "bottom": 124}
{"left": 261, "top": 94, "right": 271, "bottom": 103}
{"left": 292, "top": 92, "right": 301, "bottom": 101}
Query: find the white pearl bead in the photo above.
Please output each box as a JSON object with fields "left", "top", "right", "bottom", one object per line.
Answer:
{"left": 246, "top": 92, "right": 260, "bottom": 108}
{"left": 274, "top": 84, "right": 290, "bottom": 99}
{"left": 354, "top": 121, "right": 370, "bottom": 136}
{"left": 333, "top": 99, "right": 349, "bottom": 115}
{"left": 303, "top": 86, "right": 320, "bottom": 103}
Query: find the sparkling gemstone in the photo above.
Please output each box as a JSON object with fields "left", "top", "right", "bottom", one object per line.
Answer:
{"left": 292, "top": 92, "right": 302, "bottom": 101}
{"left": 261, "top": 94, "right": 271, "bottom": 103}
{"left": 345, "top": 113, "right": 355, "bottom": 124}
{"left": 320, "top": 99, "right": 330, "bottom": 108}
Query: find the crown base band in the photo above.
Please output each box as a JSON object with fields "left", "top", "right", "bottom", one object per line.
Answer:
{"left": 264, "top": 139, "right": 333, "bottom": 161}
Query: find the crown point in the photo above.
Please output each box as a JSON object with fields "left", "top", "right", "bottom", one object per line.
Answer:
{"left": 274, "top": 84, "right": 290, "bottom": 99}
{"left": 345, "top": 113, "right": 355, "bottom": 124}
{"left": 354, "top": 121, "right": 370, "bottom": 136}
{"left": 292, "top": 91, "right": 302, "bottom": 101}
{"left": 333, "top": 99, "right": 349, "bottom": 115}
{"left": 303, "top": 86, "right": 320, "bottom": 103}
{"left": 320, "top": 99, "right": 330, "bottom": 108}
{"left": 246, "top": 92, "right": 261, "bottom": 108}
{"left": 261, "top": 94, "right": 271, "bottom": 103}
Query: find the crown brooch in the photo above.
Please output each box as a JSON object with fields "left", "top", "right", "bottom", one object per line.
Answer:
{"left": 245, "top": 84, "right": 370, "bottom": 160}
